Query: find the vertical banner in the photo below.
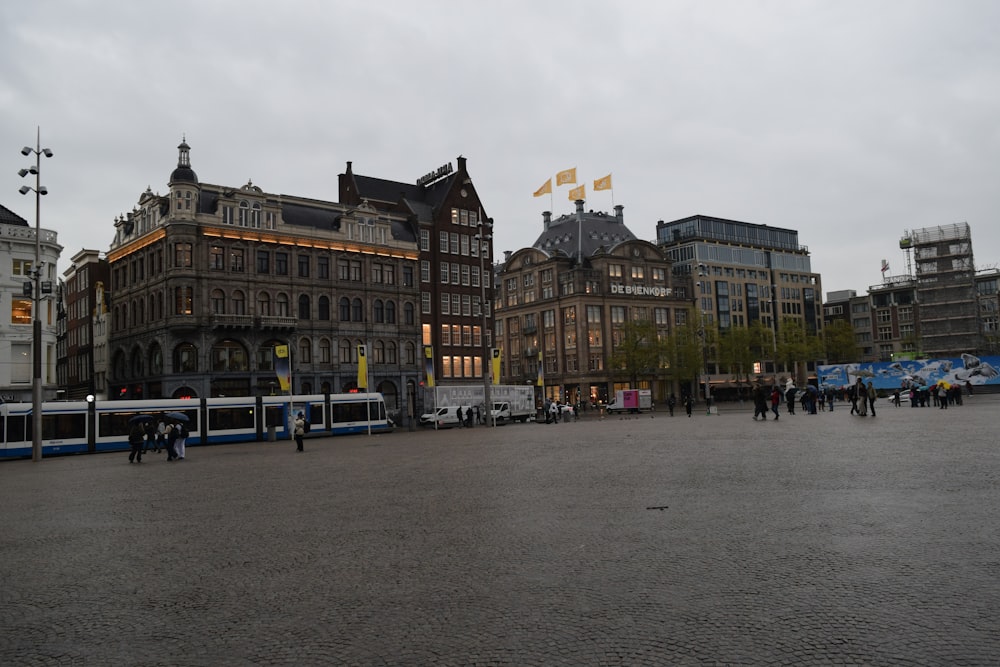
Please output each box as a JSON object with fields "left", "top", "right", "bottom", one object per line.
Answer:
{"left": 536, "top": 350, "right": 544, "bottom": 387}
{"left": 491, "top": 348, "right": 502, "bottom": 385}
{"left": 423, "top": 346, "right": 435, "bottom": 388}
{"left": 274, "top": 344, "right": 291, "bottom": 392}
{"left": 357, "top": 344, "right": 368, "bottom": 390}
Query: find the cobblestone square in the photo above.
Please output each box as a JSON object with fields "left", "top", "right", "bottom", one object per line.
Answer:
{"left": 2, "top": 397, "right": 999, "bottom": 665}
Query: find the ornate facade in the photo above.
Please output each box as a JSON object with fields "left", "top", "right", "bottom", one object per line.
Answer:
{"left": 106, "top": 142, "right": 421, "bottom": 418}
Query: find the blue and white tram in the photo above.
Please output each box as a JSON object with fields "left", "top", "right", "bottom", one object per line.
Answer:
{"left": 0, "top": 392, "right": 392, "bottom": 459}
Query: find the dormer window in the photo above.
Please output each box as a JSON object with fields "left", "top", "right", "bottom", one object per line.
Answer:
{"left": 238, "top": 201, "right": 261, "bottom": 228}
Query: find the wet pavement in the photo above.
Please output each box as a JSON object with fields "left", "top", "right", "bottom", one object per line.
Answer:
{"left": 2, "top": 396, "right": 998, "bottom": 665}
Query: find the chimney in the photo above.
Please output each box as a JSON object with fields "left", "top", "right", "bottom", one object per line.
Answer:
{"left": 614, "top": 204, "right": 624, "bottom": 224}
{"left": 575, "top": 199, "right": 585, "bottom": 215}
{"left": 542, "top": 211, "right": 552, "bottom": 231}
{"left": 457, "top": 156, "right": 467, "bottom": 173}
{"left": 504, "top": 250, "right": 512, "bottom": 262}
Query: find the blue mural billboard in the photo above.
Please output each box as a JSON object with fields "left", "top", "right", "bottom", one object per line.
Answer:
{"left": 818, "top": 354, "right": 1000, "bottom": 391}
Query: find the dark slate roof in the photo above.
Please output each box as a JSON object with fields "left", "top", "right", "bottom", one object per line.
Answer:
{"left": 532, "top": 210, "right": 637, "bottom": 259}
{"left": 353, "top": 173, "right": 455, "bottom": 222}
{"left": 280, "top": 200, "right": 416, "bottom": 244}
{"left": 0, "top": 203, "right": 28, "bottom": 227}
{"left": 170, "top": 165, "right": 198, "bottom": 183}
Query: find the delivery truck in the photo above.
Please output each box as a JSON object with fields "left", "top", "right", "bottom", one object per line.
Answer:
{"left": 606, "top": 388, "right": 653, "bottom": 414}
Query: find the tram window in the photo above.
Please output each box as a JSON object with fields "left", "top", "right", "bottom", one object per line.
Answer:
{"left": 45, "top": 414, "right": 86, "bottom": 440}
{"left": 309, "top": 403, "right": 324, "bottom": 426}
{"left": 6, "top": 416, "right": 26, "bottom": 443}
{"left": 209, "top": 407, "right": 254, "bottom": 431}
{"left": 264, "top": 406, "right": 284, "bottom": 427}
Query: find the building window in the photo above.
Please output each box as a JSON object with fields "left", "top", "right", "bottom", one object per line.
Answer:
{"left": 11, "top": 298, "right": 31, "bottom": 325}
{"left": 441, "top": 262, "right": 450, "bottom": 284}
{"left": 232, "top": 290, "right": 246, "bottom": 315}
{"left": 385, "top": 300, "right": 396, "bottom": 324}
{"left": 210, "top": 245, "right": 224, "bottom": 270}
{"left": 174, "top": 343, "right": 198, "bottom": 373}
{"left": 339, "top": 339, "right": 351, "bottom": 363}
{"left": 174, "top": 242, "right": 193, "bottom": 268}
{"left": 298, "top": 255, "right": 310, "bottom": 278}
{"left": 318, "top": 296, "right": 330, "bottom": 320}
{"left": 275, "top": 252, "right": 288, "bottom": 276}
{"left": 211, "top": 289, "right": 226, "bottom": 314}
{"left": 609, "top": 264, "right": 623, "bottom": 278}
{"left": 320, "top": 338, "right": 331, "bottom": 364}
{"left": 441, "top": 293, "right": 450, "bottom": 315}
{"left": 373, "top": 299, "right": 385, "bottom": 323}
{"left": 420, "top": 229, "right": 430, "bottom": 252}
{"left": 211, "top": 340, "right": 248, "bottom": 372}
{"left": 439, "top": 231, "right": 449, "bottom": 253}
{"left": 175, "top": 286, "right": 193, "bottom": 315}
{"left": 352, "top": 298, "right": 363, "bottom": 322}
{"left": 230, "top": 248, "right": 245, "bottom": 272}
{"left": 317, "top": 256, "right": 330, "bottom": 279}
{"left": 298, "top": 294, "right": 311, "bottom": 320}
{"left": 257, "top": 251, "right": 270, "bottom": 274}
{"left": 339, "top": 297, "right": 351, "bottom": 321}
{"left": 631, "top": 266, "right": 644, "bottom": 280}
{"left": 257, "top": 292, "right": 271, "bottom": 316}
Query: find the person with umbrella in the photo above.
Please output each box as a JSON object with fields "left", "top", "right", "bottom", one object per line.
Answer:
{"left": 127, "top": 415, "right": 150, "bottom": 463}
{"left": 167, "top": 412, "right": 190, "bottom": 460}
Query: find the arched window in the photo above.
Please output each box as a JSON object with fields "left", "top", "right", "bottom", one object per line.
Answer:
{"left": 298, "top": 294, "right": 310, "bottom": 320}
{"left": 137, "top": 296, "right": 145, "bottom": 325}
{"left": 352, "top": 298, "right": 363, "bottom": 322}
{"left": 174, "top": 343, "right": 198, "bottom": 373}
{"left": 148, "top": 295, "right": 156, "bottom": 322}
{"left": 257, "top": 292, "right": 271, "bottom": 316}
{"left": 174, "top": 286, "right": 193, "bottom": 315}
{"left": 318, "top": 295, "right": 330, "bottom": 320}
{"left": 404, "top": 341, "right": 416, "bottom": 365}
{"left": 130, "top": 347, "right": 143, "bottom": 377}
{"left": 339, "top": 297, "right": 351, "bottom": 321}
{"left": 122, "top": 303, "right": 129, "bottom": 328}
{"left": 321, "top": 381, "right": 332, "bottom": 394}
{"left": 404, "top": 301, "right": 415, "bottom": 325}
{"left": 148, "top": 343, "right": 163, "bottom": 375}
{"left": 276, "top": 293, "right": 290, "bottom": 317}
{"left": 373, "top": 340, "right": 385, "bottom": 363}
{"left": 211, "top": 289, "right": 226, "bottom": 314}
{"left": 387, "top": 341, "right": 397, "bottom": 364}
{"left": 301, "top": 381, "right": 312, "bottom": 394}
{"left": 257, "top": 340, "right": 283, "bottom": 371}
{"left": 232, "top": 290, "right": 246, "bottom": 315}
{"left": 373, "top": 299, "right": 384, "bottom": 323}
{"left": 131, "top": 300, "right": 138, "bottom": 327}
{"left": 319, "top": 338, "right": 331, "bottom": 364}
{"left": 112, "top": 349, "right": 128, "bottom": 380}
{"left": 339, "top": 339, "right": 351, "bottom": 363}
{"left": 299, "top": 337, "right": 312, "bottom": 363}
{"left": 385, "top": 300, "right": 396, "bottom": 324}
{"left": 113, "top": 306, "right": 121, "bottom": 331}
{"left": 377, "top": 380, "right": 398, "bottom": 411}
{"left": 211, "top": 340, "right": 248, "bottom": 372}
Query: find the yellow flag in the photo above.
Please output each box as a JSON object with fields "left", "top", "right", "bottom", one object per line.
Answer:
{"left": 533, "top": 178, "right": 552, "bottom": 197}
{"left": 357, "top": 344, "right": 368, "bottom": 390}
{"left": 536, "top": 350, "right": 544, "bottom": 387}
{"left": 555, "top": 168, "right": 577, "bottom": 186}
{"left": 423, "top": 346, "right": 435, "bottom": 388}
{"left": 568, "top": 184, "right": 585, "bottom": 201}
{"left": 491, "top": 348, "right": 502, "bottom": 385}
{"left": 593, "top": 174, "right": 612, "bottom": 191}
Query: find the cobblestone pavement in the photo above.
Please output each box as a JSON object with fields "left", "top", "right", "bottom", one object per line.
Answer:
{"left": 2, "top": 397, "right": 999, "bottom": 665}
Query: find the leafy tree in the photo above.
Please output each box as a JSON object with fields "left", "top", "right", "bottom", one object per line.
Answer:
{"left": 776, "top": 318, "right": 824, "bottom": 383}
{"left": 662, "top": 310, "right": 706, "bottom": 397}
{"left": 824, "top": 319, "right": 859, "bottom": 363}
{"left": 607, "top": 320, "right": 665, "bottom": 387}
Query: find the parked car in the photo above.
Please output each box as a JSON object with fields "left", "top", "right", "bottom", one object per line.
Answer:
{"left": 419, "top": 406, "right": 467, "bottom": 428}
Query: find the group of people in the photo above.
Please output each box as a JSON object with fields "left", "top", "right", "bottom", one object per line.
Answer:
{"left": 454, "top": 405, "right": 482, "bottom": 428}
{"left": 543, "top": 399, "right": 578, "bottom": 423}
{"left": 127, "top": 418, "right": 188, "bottom": 463}
{"left": 848, "top": 378, "right": 878, "bottom": 416}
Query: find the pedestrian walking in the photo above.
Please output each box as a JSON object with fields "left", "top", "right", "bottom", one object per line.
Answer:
{"left": 164, "top": 422, "right": 178, "bottom": 461}
{"left": 293, "top": 411, "right": 306, "bottom": 451}
{"left": 456, "top": 406, "right": 464, "bottom": 428}
{"left": 466, "top": 406, "right": 474, "bottom": 428}
{"left": 174, "top": 420, "right": 188, "bottom": 459}
{"left": 667, "top": 394, "right": 676, "bottom": 417}
{"left": 683, "top": 394, "right": 693, "bottom": 418}
{"left": 127, "top": 422, "right": 145, "bottom": 464}
{"left": 143, "top": 421, "right": 156, "bottom": 455}
{"left": 770, "top": 386, "right": 781, "bottom": 420}
{"left": 155, "top": 419, "right": 166, "bottom": 453}
{"left": 866, "top": 381, "right": 877, "bottom": 417}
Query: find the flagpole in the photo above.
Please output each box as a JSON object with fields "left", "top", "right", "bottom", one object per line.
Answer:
{"left": 366, "top": 342, "right": 372, "bottom": 436}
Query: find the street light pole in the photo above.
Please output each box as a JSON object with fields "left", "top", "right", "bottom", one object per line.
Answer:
{"left": 475, "top": 218, "right": 494, "bottom": 426}
{"left": 18, "top": 127, "right": 53, "bottom": 462}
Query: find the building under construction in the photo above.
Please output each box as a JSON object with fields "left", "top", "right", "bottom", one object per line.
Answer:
{"left": 902, "top": 222, "right": 978, "bottom": 357}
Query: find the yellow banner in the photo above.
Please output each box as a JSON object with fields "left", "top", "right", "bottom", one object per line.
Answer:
{"left": 533, "top": 178, "right": 552, "bottom": 197}
{"left": 423, "top": 346, "right": 435, "bottom": 388}
{"left": 536, "top": 350, "right": 544, "bottom": 387}
{"left": 555, "top": 167, "right": 577, "bottom": 186}
{"left": 357, "top": 344, "right": 368, "bottom": 390}
{"left": 593, "top": 174, "right": 612, "bottom": 191}
{"left": 568, "top": 184, "right": 585, "bottom": 201}
{"left": 491, "top": 348, "right": 502, "bottom": 385}
{"left": 273, "top": 344, "right": 291, "bottom": 393}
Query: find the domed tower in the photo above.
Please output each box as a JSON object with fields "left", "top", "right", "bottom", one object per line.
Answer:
{"left": 168, "top": 138, "right": 199, "bottom": 219}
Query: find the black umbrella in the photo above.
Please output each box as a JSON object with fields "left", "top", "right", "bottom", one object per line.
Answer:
{"left": 128, "top": 414, "right": 153, "bottom": 425}
{"left": 166, "top": 411, "right": 190, "bottom": 422}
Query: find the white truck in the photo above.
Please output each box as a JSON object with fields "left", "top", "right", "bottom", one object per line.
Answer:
{"left": 424, "top": 385, "right": 536, "bottom": 425}
{"left": 490, "top": 385, "right": 536, "bottom": 423}
{"left": 606, "top": 388, "right": 653, "bottom": 414}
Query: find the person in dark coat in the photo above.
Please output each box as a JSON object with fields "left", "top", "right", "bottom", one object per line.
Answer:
{"left": 667, "top": 394, "right": 676, "bottom": 417}
{"left": 128, "top": 422, "right": 145, "bottom": 463}
{"left": 465, "top": 406, "right": 474, "bottom": 428}
{"left": 683, "top": 394, "right": 693, "bottom": 418}
{"left": 456, "top": 406, "right": 464, "bottom": 428}
{"left": 165, "top": 422, "right": 179, "bottom": 461}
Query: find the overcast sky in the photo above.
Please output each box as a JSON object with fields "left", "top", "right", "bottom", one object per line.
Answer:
{"left": 3, "top": 1, "right": 998, "bottom": 296}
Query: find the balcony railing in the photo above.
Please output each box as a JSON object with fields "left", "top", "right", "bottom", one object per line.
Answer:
{"left": 211, "top": 314, "right": 255, "bottom": 329}
{"left": 258, "top": 315, "right": 298, "bottom": 330}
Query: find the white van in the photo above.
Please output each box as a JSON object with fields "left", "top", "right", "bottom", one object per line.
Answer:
{"left": 419, "top": 406, "right": 468, "bottom": 428}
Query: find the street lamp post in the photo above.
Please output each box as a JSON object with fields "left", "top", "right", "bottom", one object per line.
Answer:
{"left": 18, "top": 127, "right": 53, "bottom": 462}
{"left": 695, "top": 264, "right": 712, "bottom": 411}
{"left": 474, "top": 218, "right": 494, "bottom": 427}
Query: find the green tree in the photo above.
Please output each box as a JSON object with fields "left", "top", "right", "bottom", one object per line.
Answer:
{"left": 607, "top": 320, "right": 665, "bottom": 388}
{"left": 662, "top": 311, "right": 706, "bottom": 397}
{"left": 776, "top": 318, "right": 824, "bottom": 383}
{"left": 824, "top": 319, "right": 859, "bottom": 363}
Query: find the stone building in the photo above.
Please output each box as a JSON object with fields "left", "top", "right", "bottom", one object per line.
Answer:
{"left": 495, "top": 201, "right": 691, "bottom": 406}
{"left": 0, "top": 203, "right": 62, "bottom": 403}
{"left": 57, "top": 249, "right": 109, "bottom": 399}
{"left": 106, "top": 141, "right": 422, "bottom": 417}
{"left": 339, "top": 157, "right": 494, "bottom": 386}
